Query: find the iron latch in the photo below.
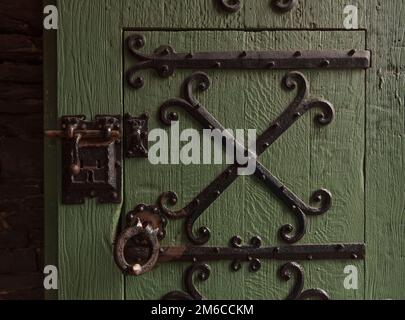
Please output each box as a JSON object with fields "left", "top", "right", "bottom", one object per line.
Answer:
{"left": 45, "top": 113, "right": 151, "bottom": 204}
{"left": 46, "top": 115, "right": 122, "bottom": 204}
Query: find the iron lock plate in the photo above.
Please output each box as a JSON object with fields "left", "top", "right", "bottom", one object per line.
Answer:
{"left": 47, "top": 115, "right": 122, "bottom": 204}
{"left": 46, "top": 114, "right": 151, "bottom": 204}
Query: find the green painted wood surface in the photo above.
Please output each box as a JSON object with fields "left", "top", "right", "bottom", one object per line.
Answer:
{"left": 55, "top": 0, "right": 124, "bottom": 299}
{"left": 124, "top": 30, "right": 365, "bottom": 300}
{"left": 365, "top": 0, "right": 405, "bottom": 299}
{"left": 46, "top": 0, "right": 405, "bottom": 299}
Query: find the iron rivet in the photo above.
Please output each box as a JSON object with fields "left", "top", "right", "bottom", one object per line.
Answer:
{"left": 214, "top": 247, "right": 220, "bottom": 254}
{"left": 139, "top": 206, "right": 145, "bottom": 212}
{"left": 268, "top": 61, "right": 276, "bottom": 68}
{"left": 90, "top": 190, "right": 96, "bottom": 197}
{"left": 348, "top": 49, "right": 356, "bottom": 56}
{"left": 351, "top": 253, "right": 358, "bottom": 259}
{"left": 239, "top": 51, "right": 247, "bottom": 58}
{"left": 198, "top": 83, "right": 208, "bottom": 90}
{"left": 193, "top": 257, "right": 198, "bottom": 263}
{"left": 194, "top": 199, "right": 200, "bottom": 205}
{"left": 274, "top": 247, "right": 280, "bottom": 253}
{"left": 248, "top": 256, "right": 253, "bottom": 261}
{"left": 214, "top": 190, "right": 221, "bottom": 197}
{"left": 292, "top": 205, "right": 297, "bottom": 210}
{"left": 131, "top": 76, "right": 144, "bottom": 88}
{"left": 158, "top": 231, "right": 164, "bottom": 238}
{"left": 307, "top": 255, "right": 313, "bottom": 260}
{"left": 160, "top": 65, "right": 169, "bottom": 74}
{"left": 294, "top": 112, "right": 301, "bottom": 118}
{"left": 336, "top": 244, "right": 345, "bottom": 251}
{"left": 263, "top": 142, "right": 270, "bottom": 148}
{"left": 262, "top": 175, "right": 266, "bottom": 181}
{"left": 294, "top": 51, "right": 302, "bottom": 57}
{"left": 159, "top": 248, "right": 165, "bottom": 253}
{"left": 111, "top": 192, "right": 118, "bottom": 199}
{"left": 115, "top": 161, "right": 121, "bottom": 168}
{"left": 161, "top": 48, "right": 170, "bottom": 55}
{"left": 214, "top": 62, "right": 221, "bottom": 68}
{"left": 322, "top": 60, "right": 330, "bottom": 67}
{"left": 153, "top": 207, "right": 159, "bottom": 214}
{"left": 186, "top": 52, "right": 194, "bottom": 58}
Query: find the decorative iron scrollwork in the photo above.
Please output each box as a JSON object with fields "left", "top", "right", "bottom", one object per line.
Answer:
{"left": 217, "top": 0, "right": 299, "bottom": 13}
{"left": 271, "top": 0, "right": 299, "bottom": 13}
{"left": 162, "top": 263, "right": 211, "bottom": 300}
{"left": 114, "top": 207, "right": 365, "bottom": 299}
{"left": 218, "top": 0, "right": 241, "bottom": 13}
{"left": 161, "top": 261, "right": 331, "bottom": 300}
{"left": 157, "top": 71, "right": 334, "bottom": 245}
{"left": 126, "top": 34, "right": 371, "bottom": 89}
{"left": 230, "top": 236, "right": 263, "bottom": 272}
{"left": 280, "top": 262, "right": 330, "bottom": 300}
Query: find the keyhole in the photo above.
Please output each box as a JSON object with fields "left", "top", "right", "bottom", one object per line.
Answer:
{"left": 87, "top": 171, "right": 94, "bottom": 183}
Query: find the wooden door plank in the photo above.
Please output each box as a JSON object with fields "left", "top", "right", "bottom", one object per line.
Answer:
{"left": 123, "top": 30, "right": 366, "bottom": 300}
{"left": 365, "top": 0, "right": 405, "bottom": 299}
{"left": 55, "top": 0, "right": 124, "bottom": 299}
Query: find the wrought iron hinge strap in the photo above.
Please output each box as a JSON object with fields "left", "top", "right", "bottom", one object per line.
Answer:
{"left": 126, "top": 34, "right": 372, "bottom": 89}
{"left": 114, "top": 220, "right": 365, "bottom": 300}
{"left": 125, "top": 243, "right": 365, "bottom": 265}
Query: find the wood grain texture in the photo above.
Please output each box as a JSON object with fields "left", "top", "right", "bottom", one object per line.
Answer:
{"left": 50, "top": 0, "right": 405, "bottom": 300}
{"left": 121, "top": 0, "right": 368, "bottom": 30}
{"left": 124, "top": 30, "right": 365, "bottom": 300}
{"left": 55, "top": 0, "right": 124, "bottom": 299}
{"left": 365, "top": 0, "right": 405, "bottom": 299}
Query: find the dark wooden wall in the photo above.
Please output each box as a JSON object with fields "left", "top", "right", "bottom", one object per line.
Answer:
{"left": 0, "top": 0, "right": 44, "bottom": 299}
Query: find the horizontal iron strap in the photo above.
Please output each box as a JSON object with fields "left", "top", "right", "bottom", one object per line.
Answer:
{"left": 127, "top": 244, "right": 365, "bottom": 263}
{"left": 149, "top": 50, "right": 371, "bottom": 69}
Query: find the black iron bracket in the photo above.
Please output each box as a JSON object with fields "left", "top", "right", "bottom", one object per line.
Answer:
{"left": 218, "top": 0, "right": 299, "bottom": 13}
{"left": 124, "top": 113, "right": 149, "bottom": 158}
{"left": 114, "top": 216, "right": 365, "bottom": 300}
{"left": 156, "top": 71, "right": 334, "bottom": 245}
{"left": 45, "top": 115, "right": 122, "bottom": 204}
{"left": 126, "top": 34, "right": 371, "bottom": 89}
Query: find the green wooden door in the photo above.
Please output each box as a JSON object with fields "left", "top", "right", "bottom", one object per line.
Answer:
{"left": 44, "top": 0, "right": 405, "bottom": 300}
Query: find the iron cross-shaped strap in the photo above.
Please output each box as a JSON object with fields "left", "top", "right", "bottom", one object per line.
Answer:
{"left": 156, "top": 71, "right": 335, "bottom": 245}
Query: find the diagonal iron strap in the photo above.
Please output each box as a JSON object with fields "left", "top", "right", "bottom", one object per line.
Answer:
{"left": 157, "top": 71, "right": 334, "bottom": 244}
{"left": 126, "top": 34, "right": 372, "bottom": 89}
